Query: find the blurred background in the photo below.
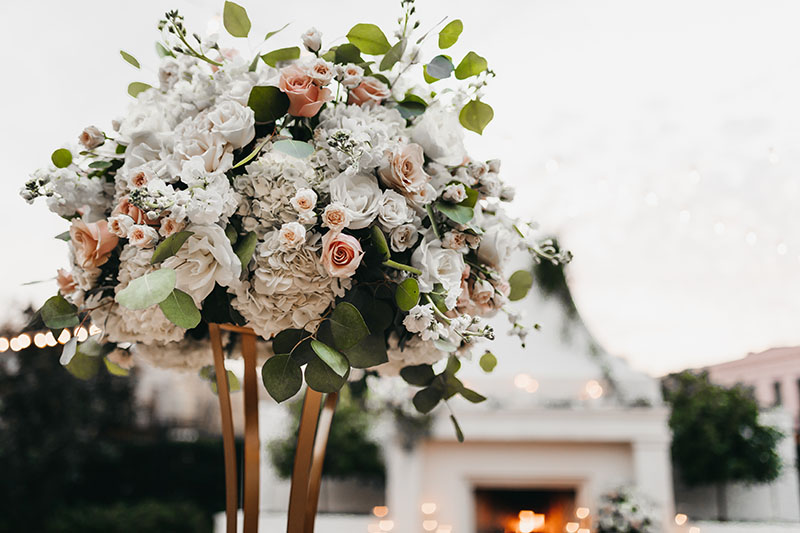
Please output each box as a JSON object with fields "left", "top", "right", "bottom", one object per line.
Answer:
{"left": 0, "top": 1, "right": 799, "bottom": 532}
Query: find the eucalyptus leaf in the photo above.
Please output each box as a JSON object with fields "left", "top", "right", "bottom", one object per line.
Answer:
{"left": 150, "top": 231, "right": 193, "bottom": 264}
{"left": 120, "top": 50, "right": 140, "bottom": 69}
{"left": 458, "top": 99, "right": 494, "bottom": 134}
{"left": 265, "top": 22, "right": 291, "bottom": 41}
{"left": 104, "top": 357, "right": 130, "bottom": 377}
{"left": 273, "top": 329, "right": 315, "bottom": 365}
{"left": 305, "top": 355, "right": 348, "bottom": 393}
{"left": 65, "top": 350, "right": 101, "bottom": 380}
{"left": 342, "top": 334, "right": 388, "bottom": 368}
{"left": 400, "top": 364, "right": 435, "bottom": 386}
{"left": 40, "top": 295, "right": 79, "bottom": 329}
{"left": 433, "top": 338, "right": 459, "bottom": 353}
{"left": 155, "top": 42, "right": 174, "bottom": 58}
{"left": 459, "top": 386, "right": 487, "bottom": 404}
{"left": 425, "top": 55, "right": 454, "bottom": 80}
{"left": 261, "top": 46, "right": 301, "bottom": 67}
{"left": 261, "top": 354, "right": 303, "bottom": 402}
{"left": 59, "top": 337, "right": 78, "bottom": 366}
{"left": 379, "top": 40, "right": 406, "bottom": 71}
{"left": 454, "top": 51, "right": 488, "bottom": 80}
{"left": 438, "top": 19, "right": 463, "bottom": 49}
{"left": 55, "top": 231, "right": 71, "bottom": 241}
{"left": 247, "top": 86, "right": 290, "bottom": 123}
{"left": 395, "top": 278, "right": 420, "bottom": 311}
{"left": 435, "top": 201, "right": 474, "bottom": 224}
{"left": 51, "top": 149, "right": 72, "bottom": 169}
{"left": 224, "top": 224, "right": 238, "bottom": 245}
{"left": 210, "top": 370, "right": 241, "bottom": 395}
{"left": 450, "top": 414, "right": 465, "bottom": 442}
{"left": 508, "top": 270, "right": 534, "bottom": 301}
{"left": 310, "top": 340, "right": 350, "bottom": 377}
{"left": 329, "top": 303, "right": 370, "bottom": 351}
{"left": 272, "top": 139, "right": 314, "bottom": 159}
{"left": 479, "top": 351, "right": 498, "bottom": 373}
{"left": 346, "top": 23, "right": 391, "bottom": 55}
{"left": 371, "top": 226, "right": 390, "bottom": 260}
{"left": 128, "top": 82, "right": 152, "bottom": 98}
{"left": 413, "top": 386, "right": 443, "bottom": 414}
{"left": 88, "top": 161, "right": 112, "bottom": 170}
{"left": 223, "top": 1, "right": 251, "bottom": 38}
{"left": 234, "top": 231, "right": 258, "bottom": 269}
{"left": 396, "top": 99, "right": 426, "bottom": 119}
{"left": 158, "top": 289, "right": 201, "bottom": 329}
{"left": 334, "top": 43, "right": 364, "bottom": 65}
{"left": 115, "top": 268, "right": 176, "bottom": 310}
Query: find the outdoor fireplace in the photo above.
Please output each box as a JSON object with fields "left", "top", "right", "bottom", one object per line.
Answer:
{"left": 475, "top": 487, "right": 576, "bottom": 533}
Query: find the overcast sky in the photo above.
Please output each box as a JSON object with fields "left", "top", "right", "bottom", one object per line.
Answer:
{"left": 1, "top": 0, "right": 798, "bottom": 376}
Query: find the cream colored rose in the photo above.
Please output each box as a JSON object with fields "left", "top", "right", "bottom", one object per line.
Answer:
{"left": 442, "top": 183, "right": 467, "bottom": 203}
{"left": 321, "top": 231, "right": 364, "bottom": 278}
{"left": 389, "top": 224, "right": 419, "bottom": 253}
{"left": 159, "top": 218, "right": 184, "bottom": 237}
{"left": 127, "top": 224, "right": 159, "bottom": 248}
{"left": 108, "top": 214, "right": 135, "bottom": 238}
{"left": 279, "top": 222, "right": 307, "bottom": 250}
{"left": 411, "top": 237, "right": 464, "bottom": 300}
{"left": 322, "top": 203, "right": 350, "bottom": 231}
{"left": 377, "top": 190, "right": 414, "bottom": 231}
{"left": 162, "top": 224, "right": 242, "bottom": 306}
{"left": 477, "top": 225, "right": 519, "bottom": 271}
{"left": 301, "top": 27, "right": 322, "bottom": 52}
{"left": 308, "top": 59, "right": 335, "bottom": 86}
{"left": 79, "top": 126, "right": 104, "bottom": 149}
{"left": 410, "top": 103, "right": 467, "bottom": 166}
{"left": 290, "top": 188, "right": 318, "bottom": 214}
{"left": 340, "top": 64, "right": 364, "bottom": 89}
{"left": 328, "top": 173, "right": 382, "bottom": 230}
{"left": 379, "top": 143, "right": 430, "bottom": 198}
{"left": 70, "top": 219, "right": 119, "bottom": 269}
{"left": 208, "top": 100, "right": 256, "bottom": 149}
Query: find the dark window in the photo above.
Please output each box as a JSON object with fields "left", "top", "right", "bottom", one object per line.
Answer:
{"left": 773, "top": 381, "right": 783, "bottom": 406}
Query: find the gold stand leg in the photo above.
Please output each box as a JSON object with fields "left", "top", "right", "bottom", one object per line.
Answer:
{"left": 241, "top": 332, "right": 260, "bottom": 533}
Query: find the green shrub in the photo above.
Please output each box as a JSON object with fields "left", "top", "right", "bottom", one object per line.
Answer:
{"left": 44, "top": 500, "right": 211, "bottom": 533}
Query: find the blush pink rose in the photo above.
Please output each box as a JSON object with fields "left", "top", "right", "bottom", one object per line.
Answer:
{"left": 56, "top": 268, "right": 77, "bottom": 295}
{"left": 378, "top": 143, "right": 430, "bottom": 197}
{"left": 279, "top": 65, "right": 332, "bottom": 117}
{"left": 113, "top": 196, "right": 158, "bottom": 226}
{"left": 70, "top": 220, "right": 119, "bottom": 269}
{"left": 347, "top": 78, "right": 391, "bottom": 106}
{"left": 321, "top": 231, "right": 364, "bottom": 278}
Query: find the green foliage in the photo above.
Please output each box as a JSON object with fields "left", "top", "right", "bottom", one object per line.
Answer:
{"left": 150, "top": 230, "right": 193, "bottom": 264}
{"left": 40, "top": 295, "right": 79, "bottom": 328}
{"left": 435, "top": 200, "right": 473, "bottom": 224}
{"left": 247, "top": 85, "right": 290, "bottom": 123}
{"left": 395, "top": 278, "right": 420, "bottom": 311}
{"left": 155, "top": 42, "right": 174, "bottom": 58}
{"left": 223, "top": 1, "right": 251, "bottom": 38}
{"left": 425, "top": 55, "right": 454, "bottom": 80}
{"left": 261, "top": 354, "right": 303, "bottom": 403}
{"left": 400, "top": 364, "right": 435, "bottom": 386}
{"left": 272, "top": 328, "right": 315, "bottom": 364}
{"left": 264, "top": 22, "right": 291, "bottom": 41}
{"left": 454, "top": 51, "right": 488, "bottom": 79}
{"left": 329, "top": 303, "right": 370, "bottom": 351}
{"left": 127, "top": 82, "right": 152, "bottom": 98}
{"left": 44, "top": 500, "right": 211, "bottom": 533}
{"left": 311, "top": 340, "right": 349, "bottom": 377}
{"left": 334, "top": 43, "right": 364, "bottom": 65}
{"left": 271, "top": 139, "right": 314, "bottom": 159}
{"left": 371, "top": 226, "right": 390, "bottom": 260}
{"left": 341, "top": 334, "right": 388, "bottom": 368}
{"left": 459, "top": 99, "right": 494, "bottom": 134}
{"left": 54, "top": 231, "right": 71, "bottom": 241}
{"left": 479, "top": 351, "right": 497, "bottom": 373}
{"left": 234, "top": 231, "right": 258, "bottom": 268}
{"left": 115, "top": 268, "right": 176, "bottom": 310}
{"left": 380, "top": 40, "right": 406, "bottom": 71}
{"left": 119, "top": 50, "right": 140, "bottom": 69}
{"left": 158, "top": 289, "right": 201, "bottom": 329}
{"left": 346, "top": 23, "right": 391, "bottom": 55}
{"left": 304, "top": 355, "right": 348, "bottom": 393}
{"left": 413, "top": 386, "right": 443, "bottom": 414}
{"left": 438, "top": 19, "right": 463, "bottom": 49}
{"left": 508, "top": 270, "right": 533, "bottom": 301}
{"left": 662, "top": 371, "right": 783, "bottom": 489}
{"left": 261, "top": 46, "right": 301, "bottom": 67}
{"left": 267, "top": 392, "right": 385, "bottom": 481}
{"left": 51, "top": 148, "right": 72, "bottom": 168}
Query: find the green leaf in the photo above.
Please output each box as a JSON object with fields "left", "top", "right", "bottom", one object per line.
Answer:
{"left": 150, "top": 230, "right": 193, "bottom": 264}
{"left": 425, "top": 55, "right": 454, "bottom": 80}
{"left": 396, "top": 99, "right": 427, "bottom": 119}
{"left": 225, "top": 224, "right": 238, "bottom": 245}
{"left": 272, "top": 139, "right": 314, "bottom": 159}
{"left": 479, "top": 351, "right": 497, "bottom": 373}
{"left": 209, "top": 370, "right": 241, "bottom": 395}
{"left": 88, "top": 160, "right": 112, "bottom": 170}
{"left": 445, "top": 354, "right": 461, "bottom": 375}
{"left": 115, "top": 268, "right": 176, "bottom": 310}
{"left": 127, "top": 82, "right": 152, "bottom": 98}
{"left": 55, "top": 231, "right": 71, "bottom": 241}
{"left": 458, "top": 99, "right": 494, "bottom": 135}
{"left": 61, "top": 338, "right": 102, "bottom": 380}
{"left": 346, "top": 23, "right": 391, "bottom": 55}
{"left": 438, "top": 19, "right": 463, "bottom": 49}
{"left": 305, "top": 355, "right": 348, "bottom": 393}
{"left": 247, "top": 85, "right": 290, "bottom": 123}
{"left": 395, "top": 278, "right": 420, "bottom": 311}
{"left": 459, "top": 386, "right": 487, "bottom": 404}
{"left": 435, "top": 201, "right": 474, "bottom": 224}
{"left": 104, "top": 356, "right": 130, "bottom": 377}
{"left": 59, "top": 337, "right": 78, "bottom": 365}
{"left": 273, "top": 329, "right": 315, "bottom": 365}
{"left": 348, "top": 289, "right": 393, "bottom": 333}
{"left": 400, "top": 364, "right": 435, "bottom": 386}
{"left": 158, "top": 288, "right": 201, "bottom": 329}
{"left": 379, "top": 39, "right": 406, "bottom": 71}
{"left": 234, "top": 231, "right": 258, "bottom": 268}
{"left": 329, "top": 303, "right": 370, "bottom": 351}
{"left": 264, "top": 22, "right": 290, "bottom": 41}
{"left": 343, "top": 334, "right": 388, "bottom": 368}
{"left": 371, "top": 226, "right": 390, "bottom": 260}
{"left": 51, "top": 148, "right": 72, "bottom": 168}
{"left": 310, "top": 340, "right": 350, "bottom": 377}
{"left": 508, "top": 270, "right": 534, "bottom": 301}
{"left": 119, "top": 50, "right": 140, "bottom": 69}
{"left": 450, "top": 414, "right": 465, "bottom": 442}
{"left": 223, "top": 1, "right": 251, "bottom": 38}
{"left": 454, "top": 51, "right": 488, "bottom": 80}
{"left": 413, "top": 386, "right": 443, "bottom": 414}
{"left": 261, "top": 354, "right": 303, "bottom": 402}
{"left": 155, "top": 42, "right": 174, "bottom": 58}
{"left": 261, "top": 46, "right": 301, "bottom": 67}
{"left": 40, "top": 295, "right": 79, "bottom": 329}
{"left": 423, "top": 65, "right": 438, "bottom": 84}
{"left": 334, "top": 43, "right": 364, "bottom": 65}
{"left": 433, "top": 338, "right": 458, "bottom": 353}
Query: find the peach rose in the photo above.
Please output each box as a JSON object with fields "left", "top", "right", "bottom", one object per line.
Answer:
{"left": 70, "top": 220, "right": 118, "bottom": 269}
{"left": 378, "top": 143, "right": 430, "bottom": 197}
{"left": 279, "top": 65, "right": 332, "bottom": 117}
{"left": 322, "top": 203, "right": 350, "bottom": 231}
{"left": 113, "top": 196, "right": 158, "bottom": 226}
{"left": 159, "top": 218, "right": 184, "bottom": 238}
{"left": 347, "top": 77, "right": 391, "bottom": 106}
{"left": 321, "top": 231, "right": 364, "bottom": 278}
{"left": 56, "top": 268, "right": 77, "bottom": 295}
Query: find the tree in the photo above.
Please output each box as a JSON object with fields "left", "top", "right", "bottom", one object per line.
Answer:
{"left": 662, "top": 371, "right": 783, "bottom": 520}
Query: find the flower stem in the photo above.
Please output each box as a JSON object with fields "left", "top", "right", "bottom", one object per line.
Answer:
{"left": 382, "top": 259, "right": 422, "bottom": 275}
{"left": 425, "top": 204, "right": 442, "bottom": 240}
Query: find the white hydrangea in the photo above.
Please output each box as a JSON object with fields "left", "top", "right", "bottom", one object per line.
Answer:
{"left": 371, "top": 332, "right": 447, "bottom": 377}
{"left": 132, "top": 336, "right": 213, "bottom": 371}
{"left": 231, "top": 230, "right": 350, "bottom": 339}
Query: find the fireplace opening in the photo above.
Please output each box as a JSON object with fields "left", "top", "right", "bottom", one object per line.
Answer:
{"left": 474, "top": 487, "right": 577, "bottom": 533}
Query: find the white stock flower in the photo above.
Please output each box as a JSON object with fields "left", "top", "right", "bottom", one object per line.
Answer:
{"left": 328, "top": 173, "right": 382, "bottom": 229}
{"left": 301, "top": 27, "right": 322, "bottom": 52}
{"left": 207, "top": 100, "right": 256, "bottom": 149}
{"left": 410, "top": 103, "right": 467, "bottom": 166}
{"left": 377, "top": 189, "right": 414, "bottom": 231}
{"left": 279, "top": 222, "right": 307, "bottom": 250}
{"left": 127, "top": 224, "right": 159, "bottom": 248}
{"left": 371, "top": 333, "right": 447, "bottom": 377}
{"left": 389, "top": 224, "right": 419, "bottom": 252}
{"left": 402, "top": 304, "right": 435, "bottom": 334}
{"left": 411, "top": 237, "right": 465, "bottom": 304}
{"left": 162, "top": 224, "right": 242, "bottom": 306}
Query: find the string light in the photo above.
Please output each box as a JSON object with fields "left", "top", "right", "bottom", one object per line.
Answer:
{"left": 566, "top": 523, "right": 579, "bottom": 533}
{"left": 9, "top": 337, "right": 22, "bottom": 352}
{"left": 44, "top": 332, "right": 57, "bottom": 347}
{"left": 75, "top": 327, "right": 89, "bottom": 342}
{"left": 0, "top": 337, "right": 8, "bottom": 352}
{"left": 378, "top": 519, "right": 394, "bottom": 531}
{"left": 33, "top": 333, "right": 47, "bottom": 348}
{"left": 372, "top": 506, "right": 389, "bottom": 518}
{"left": 575, "top": 507, "right": 590, "bottom": 519}
{"left": 689, "top": 528, "right": 700, "bottom": 533}
{"left": 674, "top": 514, "right": 688, "bottom": 526}
{"left": 57, "top": 330, "right": 71, "bottom": 344}
{"left": 421, "top": 503, "right": 437, "bottom": 515}
{"left": 17, "top": 334, "right": 31, "bottom": 349}
{"left": 422, "top": 520, "right": 438, "bottom": 531}
{"left": 585, "top": 381, "right": 603, "bottom": 399}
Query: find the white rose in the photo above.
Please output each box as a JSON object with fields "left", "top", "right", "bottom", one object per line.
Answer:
{"left": 291, "top": 188, "right": 318, "bottom": 214}
{"left": 410, "top": 103, "right": 467, "bottom": 166}
{"left": 162, "top": 224, "right": 242, "bottom": 306}
{"left": 279, "top": 222, "right": 307, "bottom": 250}
{"left": 377, "top": 190, "right": 414, "bottom": 231}
{"left": 308, "top": 58, "right": 335, "bottom": 86}
{"left": 442, "top": 183, "right": 467, "bottom": 203}
{"left": 322, "top": 203, "right": 350, "bottom": 231}
{"left": 301, "top": 27, "right": 322, "bottom": 53}
{"left": 127, "top": 224, "right": 159, "bottom": 248}
{"left": 79, "top": 126, "right": 104, "bottom": 149}
{"left": 477, "top": 225, "right": 519, "bottom": 271}
{"left": 390, "top": 224, "right": 419, "bottom": 252}
{"left": 171, "top": 112, "right": 234, "bottom": 174}
{"left": 441, "top": 231, "right": 468, "bottom": 253}
{"left": 108, "top": 214, "right": 135, "bottom": 238}
{"left": 328, "top": 173, "right": 382, "bottom": 230}
{"left": 479, "top": 172, "right": 503, "bottom": 198}
{"left": 339, "top": 64, "right": 364, "bottom": 89}
{"left": 207, "top": 100, "right": 256, "bottom": 149}
{"left": 411, "top": 237, "right": 465, "bottom": 299}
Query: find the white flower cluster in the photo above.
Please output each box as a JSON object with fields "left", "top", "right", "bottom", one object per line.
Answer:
{"left": 21, "top": 167, "right": 114, "bottom": 221}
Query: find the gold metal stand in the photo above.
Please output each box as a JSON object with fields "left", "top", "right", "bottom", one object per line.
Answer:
{"left": 209, "top": 323, "right": 338, "bottom": 533}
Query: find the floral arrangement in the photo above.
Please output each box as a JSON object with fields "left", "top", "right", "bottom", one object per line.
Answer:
{"left": 21, "top": 0, "right": 569, "bottom": 424}
{"left": 595, "top": 488, "right": 659, "bottom": 533}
